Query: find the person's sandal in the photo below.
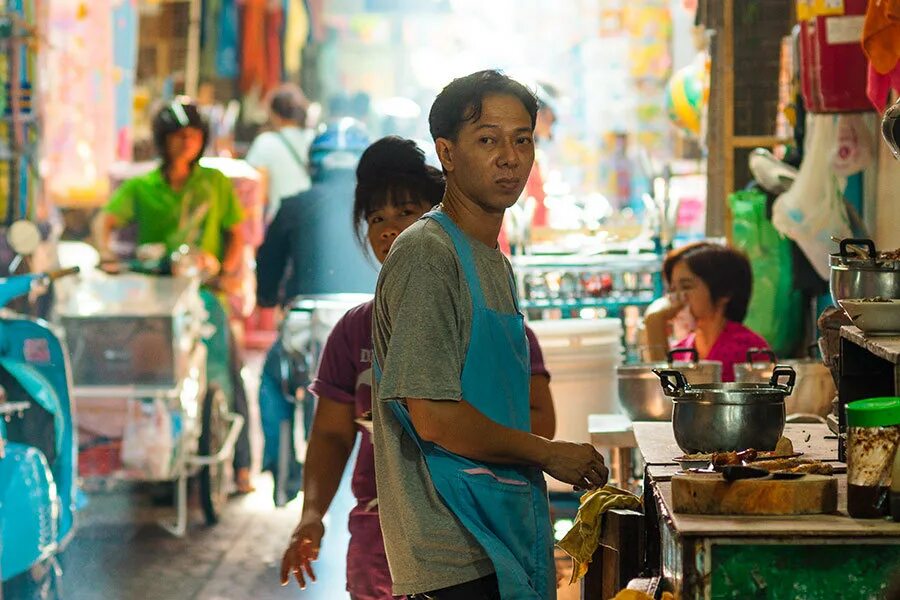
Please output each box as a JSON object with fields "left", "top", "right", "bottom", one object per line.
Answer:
{"left": 234, "top": 468, "right": 256, "bottom": 494}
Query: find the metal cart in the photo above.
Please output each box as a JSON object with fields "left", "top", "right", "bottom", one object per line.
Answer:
{"left": 55, "top": 271, "right": 244, "bottom": 536}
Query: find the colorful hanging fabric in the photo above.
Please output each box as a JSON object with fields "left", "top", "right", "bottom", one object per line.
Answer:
{"left": 217, "top": 0, "right": 239, "bottom": 79}
{"left": 283, "top": 0, "right": 309, "bottom": 76}
{"left": 239, "top": 0, "right": 266, "bottom": 93}
{"left": 862, "top": 0, "right": 900, "bottom": 75}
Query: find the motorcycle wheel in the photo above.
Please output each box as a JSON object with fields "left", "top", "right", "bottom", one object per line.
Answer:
{"left": 198, "top": 385, "right": 230, "bottom": 526}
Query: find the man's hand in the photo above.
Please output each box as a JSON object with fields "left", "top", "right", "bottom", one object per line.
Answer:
{"left": 541, "top": 441, "right": 609, "bottom": 490}
{"left": 280, "top": 518, "right": 324, "bottom": 589}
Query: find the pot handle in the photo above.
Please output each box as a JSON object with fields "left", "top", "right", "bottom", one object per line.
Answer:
{"left": 667, "top": 347, "right": 699, "bottom": 365}
{"left": 745, "top": 347, "right": 777, "bottom": 364}
{"left": 653, "top": 368, "right": 689, "bottom": 397}
{"left": 769, "top": 365, "right": 796, "bottom": 395}
{"left": 839, "top": 238, "right": 876, "bottom": 259}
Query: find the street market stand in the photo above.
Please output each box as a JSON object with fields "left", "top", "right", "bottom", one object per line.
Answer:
{"left": 630, "top": 422, "right": 900, "bottom": 599}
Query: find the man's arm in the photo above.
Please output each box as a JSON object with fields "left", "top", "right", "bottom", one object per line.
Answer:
{"left": 529, "top": 374, "right": 555, "bottom": 439}
{"left": 255, "top": 203, "right": 292, "bottom": 307}
{"left": 92, "top": 212, "right": 122, "bottom": 262}
{"left": 406, "top": 397, "right": 606, "bottom": 488}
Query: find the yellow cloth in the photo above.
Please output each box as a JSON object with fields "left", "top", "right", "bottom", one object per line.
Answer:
{"left": 556, "top": 485, "right": 642, "bottom": 584}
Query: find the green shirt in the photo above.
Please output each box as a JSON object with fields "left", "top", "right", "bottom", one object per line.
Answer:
{"left": 105, "top": 165, "right": 244, "bottom": 261}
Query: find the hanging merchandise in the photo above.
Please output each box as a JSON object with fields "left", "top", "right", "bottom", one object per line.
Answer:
{"left": 831, "top": 113, "right": 876, "bottom": 177}
{"left": 797, "top": 0, "right": 871, "bottom": 113}
{"left": 862, "top": 0, "right": 900, "bottom": 75}
{"left": 862, "top": 0, "right": 900, "bottom": 110}
{"left": 216, "top": 0, "right": 239, "bottom": 79}
{"left": 772, "top": 114, "right": 852, "bottom": 280}
{"left": 730, "top": 189, "right": 803, "bottom": 358}
{"left": 283, "top": 0, "right": 309, "bottom": 77}
{"left": 239, "top": 0, "right": 282, "bottom": 95}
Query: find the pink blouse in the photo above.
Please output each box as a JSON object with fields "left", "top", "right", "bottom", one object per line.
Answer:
{"left": 673, "top": 321, "right": 770, "bottom": 382}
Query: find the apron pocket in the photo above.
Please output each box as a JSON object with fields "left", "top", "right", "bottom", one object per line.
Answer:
{"left": 453, "top": 467, "right": 541, "bottom": 588}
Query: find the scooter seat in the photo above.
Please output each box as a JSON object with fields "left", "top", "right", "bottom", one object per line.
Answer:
{"left": 0, "top": 442, "right": 58, "bottom": 580}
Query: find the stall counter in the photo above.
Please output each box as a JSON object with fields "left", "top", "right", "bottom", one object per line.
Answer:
{"left": 634, "top": 422, "right": 900, "bottom": 599}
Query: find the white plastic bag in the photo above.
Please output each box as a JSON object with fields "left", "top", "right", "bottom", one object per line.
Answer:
{"left": 772, "top": 114, "right": 852, "bottom": 280}
{"left": 831, "top": 113, "right": 876, "bottom": 177}
{"left": 121, "top": 398, "right": 174, "bottom": 479}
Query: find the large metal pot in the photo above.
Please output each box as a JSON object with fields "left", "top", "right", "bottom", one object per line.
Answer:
{"left": 655, "top": 366, "right": 795, "bottom": 454}
{"left": 616, "top": 348, "right": 722, "bottom": 421}
{"left": 830, "top": 238, "right": 900, "bottom": 306}
{"left": 733, "top": 348, "right": 835, "bottom": 419}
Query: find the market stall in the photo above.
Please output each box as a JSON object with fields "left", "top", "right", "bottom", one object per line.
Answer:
{"left": 632, "top": 422, "right": 900, "bottom": 599}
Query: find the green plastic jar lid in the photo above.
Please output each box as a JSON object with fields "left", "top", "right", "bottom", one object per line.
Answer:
{"left": 846, "top": 397, "right": 900, "bottom": 428}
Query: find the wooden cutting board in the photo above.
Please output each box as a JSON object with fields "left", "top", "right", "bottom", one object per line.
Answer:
{"left": 671, "top": 472, "right": 838, "bottom": 515}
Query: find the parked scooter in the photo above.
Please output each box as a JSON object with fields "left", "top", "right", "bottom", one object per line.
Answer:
{"left": 0, "top": 221, "right": 80, "bottom": 599}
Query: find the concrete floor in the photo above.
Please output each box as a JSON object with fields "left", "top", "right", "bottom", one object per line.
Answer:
{"left": 57, "top": 352, "right": 582, "bottom": 600}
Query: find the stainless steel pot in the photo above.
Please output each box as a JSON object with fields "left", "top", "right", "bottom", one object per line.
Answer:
{"left": 654, "top": 366, "right": 794, "bottom": 454}
{"left": 733, "top": 348, "right": 835, "bottom": 419}
{"left": 616, "top": 348, "right": 722, "bottom": 421}
{"left": 830, "top": 238, "right": 900, "bottom": 306}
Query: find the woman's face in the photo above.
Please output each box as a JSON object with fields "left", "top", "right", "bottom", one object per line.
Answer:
{"left": 670, "top": 261, "right": 727, "bottom": 321}
{"left": 165, "top": 127, "right": 205, "bottom": 166}
{"left": 367, "top": 200, "right": 432, "bottom": 264}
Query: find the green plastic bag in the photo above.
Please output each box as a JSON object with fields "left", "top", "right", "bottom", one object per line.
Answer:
{"left": 729, "top": 189, "right": 803, "bottom": 357}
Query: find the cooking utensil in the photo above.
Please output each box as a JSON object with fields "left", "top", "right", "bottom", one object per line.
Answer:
{"left": 838, "top": 299, "right": 900, "bottom": 335}
{"left": 616, "top": 348, "right": 722, "bottom": 421}
{"left": 674, "top": 456, "right": 713, "bottom": 471}
{"left": 654, "top": 366, "right": 794, "bottom": 454}
{"left": 721, "top": 465, "right": 769, "bottom": 482}
{"left": 733, "top": 346, "right": 836, "bottom": 418}
{"left": 830, "top": 238, "right": 900, "bottom": 306}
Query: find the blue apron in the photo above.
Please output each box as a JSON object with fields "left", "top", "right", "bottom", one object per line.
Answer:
{"left": 375, "top": 211, "right": 554, "bottom": 599}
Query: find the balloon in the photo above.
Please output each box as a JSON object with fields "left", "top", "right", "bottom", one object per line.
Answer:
{"left": 665, "top": 61, "right": 705, "bottom": 136}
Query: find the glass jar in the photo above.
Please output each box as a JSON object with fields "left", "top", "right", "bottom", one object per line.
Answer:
{"left": 846, "top": 398, "right": 900, "bottom": 519}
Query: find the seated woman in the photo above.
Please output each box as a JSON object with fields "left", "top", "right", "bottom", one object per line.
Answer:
{"left": 643, "top": 242, "right": 769, "bottom": 381}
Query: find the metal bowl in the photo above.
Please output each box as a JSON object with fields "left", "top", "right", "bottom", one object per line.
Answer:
{"left": 838, "top": 299, "right": 900, "bottom": 335}
{"left": 616, "top": 348, "right": 721, "bottom": 421}
{"left": 655, "top": 367, "right": 792, "bottom": 454}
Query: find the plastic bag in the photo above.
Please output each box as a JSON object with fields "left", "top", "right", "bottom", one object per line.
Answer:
{"left": 730, "top": 189, "right": 803, "bottom": 356}
{"left": 831, "top": 113, "right": 875, "bottom": 177}
{"left": 772, "top": 114, "right": 852, "bottom": 280}
{"left": 121, "top": 398, "right": 174, "bottom": 479}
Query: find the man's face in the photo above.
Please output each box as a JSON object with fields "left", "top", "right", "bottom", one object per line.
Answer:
{"left": 166, "top": 127, "right": 205, "bottom": 165}
{"left": 438, "top": 94, "right": 535, "bottom": 214}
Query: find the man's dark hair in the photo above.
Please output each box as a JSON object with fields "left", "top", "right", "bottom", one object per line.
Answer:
{"left": 663, "top": 241, "right": 754, "bottom": 323}
{"left": 269, "top": 84, "right": 310, "bottom": 124}
{"left": 428, "top": 70, "right": 538, "bottom": 142}
{"left": 353, "top": 136, "right": 445, "bottom": 249}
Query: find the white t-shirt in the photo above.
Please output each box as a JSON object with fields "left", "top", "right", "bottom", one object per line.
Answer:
{"left": 246, "top": 126, "right": 314, "bottom": 221}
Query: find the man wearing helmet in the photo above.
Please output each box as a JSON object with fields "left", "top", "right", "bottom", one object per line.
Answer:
{"left": 94, "top": 98, "right": 253, "bottom": 492}
{"left": 95, "top": 98, "right": 246, "bottom": 291}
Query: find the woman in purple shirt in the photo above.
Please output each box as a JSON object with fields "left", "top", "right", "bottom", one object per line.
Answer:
{"left": 280, "top": 137, "right": 555, "bottom": 600}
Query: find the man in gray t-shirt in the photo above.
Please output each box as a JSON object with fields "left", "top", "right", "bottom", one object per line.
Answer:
{"left": 373, "top": 71, "right": 608, "bottom": 599}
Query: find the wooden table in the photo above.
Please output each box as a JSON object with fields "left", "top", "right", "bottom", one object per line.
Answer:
{"left": 635, "top": 421, "right": 900, "bottom": 599}
{"left": 632, "top": 421, "right": 841, "bottom": 466}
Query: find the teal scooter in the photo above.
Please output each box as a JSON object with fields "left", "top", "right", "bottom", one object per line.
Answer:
{"left": 0, "top": 221, "right": 80, "bottom": 599}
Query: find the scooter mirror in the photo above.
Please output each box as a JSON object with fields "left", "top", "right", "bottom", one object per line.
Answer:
{"left": 7, "top": 220, "right": 41, "bottom": 256}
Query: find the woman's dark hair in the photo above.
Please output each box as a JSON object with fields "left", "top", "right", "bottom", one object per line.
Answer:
{"left": 269, "top": 84, "right": 310, "bottom": 124}
{"left": 353, "top": 136, "right": 444, "bottom": 248}
{"left": 428, "top": 70, "right": 538, "bottom": 141}
{"left": 152, "top": 99, "right": 209, "bottom": 168}
{"left": 663, "top": 242, "right": 754, "bottom": 322}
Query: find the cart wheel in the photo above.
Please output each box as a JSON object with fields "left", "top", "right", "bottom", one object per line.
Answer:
{"left": 199, "top": 385, "right": 229, "bottom": 525}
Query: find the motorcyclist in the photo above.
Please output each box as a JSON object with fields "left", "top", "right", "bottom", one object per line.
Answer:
{"left": 255, "top": 117, "right": 374, "bottom": 504}
{"left": 93, "top": 97, "right": 254, "bottom": 493}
